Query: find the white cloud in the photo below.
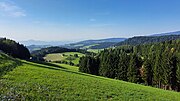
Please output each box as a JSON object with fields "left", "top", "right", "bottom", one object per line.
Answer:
{"left": 0, "top": 1, "right": 26, "bottom": 17}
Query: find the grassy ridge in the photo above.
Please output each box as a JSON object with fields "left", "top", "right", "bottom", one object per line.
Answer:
{"left": 0, "top": 60, "right": 180, "bottom": 100}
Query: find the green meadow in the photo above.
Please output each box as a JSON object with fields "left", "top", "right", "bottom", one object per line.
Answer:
{"left": 44, "top": 52, "right": 85, "bottom": 65}
{"left": 87, "top": 49, "right": 103, "bottom": 53}
{"left": 0, "top": 59, "right": 180, "bottom": 100}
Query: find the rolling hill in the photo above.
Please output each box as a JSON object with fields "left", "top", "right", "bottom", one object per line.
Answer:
{"left": 0, "top": 60, "right": 180, "bottom": 100}
{"left": 20, "top": 40, "right": 72, "bottom": 46}
{"left": 63, "top": 38, "right": 126, "bottom": 49}
{"left": 31, "top": 46, "right": 79, "bottom": 61}
{"left": 116, "top": 35, "right": 180, "bottom": 46}
{"left": 27, "top": 45, "right": 51, "bottom": 52}
{"left": 151, "top": 31, "right": 180, "bottom": 36}
{"left": 44, "top": 52, "right": 85, "bottom": 65}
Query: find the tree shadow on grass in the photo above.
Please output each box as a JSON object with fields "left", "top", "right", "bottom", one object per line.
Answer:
{"left": 59, "top": 68, "right": 108, "bottom": 80}
{"left": 26, "top": 60, "right": 66, "bottom": 69}
{"left": 22, "top": 61, "right": 65, "bottom": 71}
{"left": 24, "top": 61, "right": 108, "bottom": 80}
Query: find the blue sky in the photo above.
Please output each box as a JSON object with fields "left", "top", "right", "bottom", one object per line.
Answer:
{"left": 0, "top": 0, "right": 180, "bottom": 41}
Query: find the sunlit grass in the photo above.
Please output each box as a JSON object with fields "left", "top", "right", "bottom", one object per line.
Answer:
{"left": 0, "top": 60, "right": 180, "bottom": 100}
{"left": 44, "top": 52, "right": 84, "bottom": 65}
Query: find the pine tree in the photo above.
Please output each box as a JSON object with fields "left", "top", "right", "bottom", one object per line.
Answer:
{"left": 168, "top": 50, "right": 177, "bottom": 90}
{"left": 127, "top": 53, "right": 140, "bottom": 83}
{"left": 116, "top": 52, "right": 129, "bottom": 81}
{"left": 161, "top": 47, "right": 170, "bottom": 89}
{"left": 79, "top": 56, "right": 89, "bottom": 73}
{"left": 143, "top": 57, "right": 153, "bottom": 85}
{"left": 153, "top": 45, "right": 164, "bottom": 88}
{"left": 176, "top": 56, "right": 180, "bottom": 91}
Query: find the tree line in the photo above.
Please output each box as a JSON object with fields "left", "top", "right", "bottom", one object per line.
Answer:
{"left": 79, "top": 40, "right": 180, "bottom": 91}
{"left": 116, "top": 35, "right": 180, "bottom": 46}
{"left": 31, "top": 46, "right": 94, "bottom": 61}
{"left": 0, "top": 38, "right": 30, "bottom": 59}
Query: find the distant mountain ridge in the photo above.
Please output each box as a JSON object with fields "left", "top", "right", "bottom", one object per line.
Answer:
{"left": 77, "top": 38, "right": 126, "bottom": 43}
{"left": 27, "top": 45, "right": 51, "bottom": 52}
{"left": 21, "top": 31, "right": 180, "bottom": 50}
{"left": 63, "top": 38, "right": 126, "bottom": 49}
{"left": 151, "top": 31, "right": 180, "bottom": 36}
{"left": 20, "top": 40, "right": 72, "bottom": 46}
{"left": 116, "top": 35, "right": 180, "bottom": 46}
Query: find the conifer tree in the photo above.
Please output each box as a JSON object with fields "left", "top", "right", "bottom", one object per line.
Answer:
{"left": 143, "top": 57, "right": 153, "bottom": 85}
{"left": 116, "top": 52, "right": 129, "bottom": 81}
{"left": 127, "top": 53, "right": 140, "bottom": 83}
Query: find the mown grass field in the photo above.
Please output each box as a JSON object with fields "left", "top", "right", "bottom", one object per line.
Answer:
{"left": 44, "top": 52, "right": 85, "bottom": 65}
{"left": 87, "top": 49, "right": 103, "bottom": 53}
{"left": 0, "top": 60, "right": 180, "bottom": 100}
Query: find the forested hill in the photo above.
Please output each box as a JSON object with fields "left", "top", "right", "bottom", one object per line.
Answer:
{"left": 79, "top": 39, "right": 180, "bottom": 91}
{"left": 151, "top": 31, "right": 180, "bottom": 36}
{"left": 116, "top": 35, "right": 180, "bottom": 46}
{"left": 0, "top": 38, "right": 30, "bottom": 59}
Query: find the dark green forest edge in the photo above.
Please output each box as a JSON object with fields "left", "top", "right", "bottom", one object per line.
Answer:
{"left": 79, "top": 39, "right": 180, "bottom": 91}
{"left": 0, "top": 38, "right": 30, "bottom": 59}
{"left": 0, "top": 38, "right": 28, "bottom": 77}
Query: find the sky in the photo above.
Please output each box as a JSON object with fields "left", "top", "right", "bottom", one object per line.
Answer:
{"left": 0, "top": 0, "right": 180, "bottom": 41}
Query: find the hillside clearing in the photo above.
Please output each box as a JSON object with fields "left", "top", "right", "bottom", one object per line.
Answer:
{"left": 44, "top": 52, "right": 85, "bottom": 65}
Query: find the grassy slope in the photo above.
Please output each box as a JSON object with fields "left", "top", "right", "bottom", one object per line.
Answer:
{"left": 0, "top": 61, "right": 180, "bottom": 101}
{"left": 44, "top": 52, "right": 85, "bottom": 65}
{"left": 0, "top": 52, "right": 21, "bottom": 77}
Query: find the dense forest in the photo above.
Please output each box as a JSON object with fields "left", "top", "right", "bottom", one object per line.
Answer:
{"left": 0, "top": 38, "right": 30, "bottom": 59}
{"left": 116, "top": 35, "right": 180, "bottom": 46}
{"left": 79, "top": 39, "right": 180, "bottom": 91}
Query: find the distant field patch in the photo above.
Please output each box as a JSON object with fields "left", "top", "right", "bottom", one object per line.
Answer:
{"left": 44, "top": 52, "right": 85, "bottom": 65}
{"left": 87, "top": 49, "right": 103, "bottom": 53}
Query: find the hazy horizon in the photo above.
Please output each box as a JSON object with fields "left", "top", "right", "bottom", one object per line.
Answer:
{"left": 1, "top": 0, "right": 180, "bottom": 41}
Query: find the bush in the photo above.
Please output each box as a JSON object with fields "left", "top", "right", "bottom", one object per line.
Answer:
{"left": 74, "top": 54, "right": 79, "bottom": 57}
